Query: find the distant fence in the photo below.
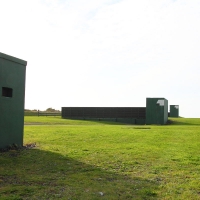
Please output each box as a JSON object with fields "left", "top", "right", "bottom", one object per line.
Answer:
{"left": 38, "top": 112, "right": 61, "bottom": 117}
{"left": 24, "top": 111, "right": 61, "bottom": 117}
{"left": 24, "top": 111, "right": 38, "bottom": 116}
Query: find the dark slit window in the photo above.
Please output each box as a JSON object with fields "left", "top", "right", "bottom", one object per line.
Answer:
{"left": 2, "top": 87, "right": 13, "bottom": 98}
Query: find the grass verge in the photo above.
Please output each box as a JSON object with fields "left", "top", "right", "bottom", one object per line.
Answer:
{"left": 0, "top": 117, "right": 200, "bottom": 199}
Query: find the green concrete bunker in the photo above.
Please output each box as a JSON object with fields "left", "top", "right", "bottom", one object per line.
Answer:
{"left": 62, "top": 97, "right": 171, "bottom": 125}
{"left": 146, "top": 98, "right": 168, "bottom": 125}
{"left": 169, "top": 105, "right": 179, "bottom": 117}
{"left": 0, "top": 52, "right": 27, "bottom": 149}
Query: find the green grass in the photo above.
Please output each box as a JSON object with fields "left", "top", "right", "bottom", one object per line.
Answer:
{"left": 24, "top": 116, "right": 120, "bottom": 125}
{"left": 1, "top": 117, "right": 200, "bottom": 199}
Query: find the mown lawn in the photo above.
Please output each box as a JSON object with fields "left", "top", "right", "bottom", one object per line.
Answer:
{"left": 0, "top": 117, "right": 200, "bottom": 199}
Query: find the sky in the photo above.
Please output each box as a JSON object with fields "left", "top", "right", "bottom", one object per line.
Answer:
{"left": 0, "top": 0, "right": 200, "bottom": 117}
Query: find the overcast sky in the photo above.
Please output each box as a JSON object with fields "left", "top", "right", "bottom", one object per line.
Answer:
{"left": 0, "top": 0, "right": 200, "bottom": 117}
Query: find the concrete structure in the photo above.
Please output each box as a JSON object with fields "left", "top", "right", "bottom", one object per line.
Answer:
{"left": 146, "top": 98, "right": 168, "bottom": 125}
{"left": 0, "top": 52, "right": 27, "bottom": 149}
{"left": 170, "top": 105, "right": 179, "bottom": 117}
{"left": 62, "top": 107, "right": 146, "bottom": 124}
{"left": 62, "top": 97, "right": 173, "bottom": 125}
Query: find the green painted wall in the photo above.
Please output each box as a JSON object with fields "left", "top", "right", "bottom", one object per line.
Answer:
{"left": 146, "top": 98, "right": 168, "bottom": 125}
{"left": 0, "top": 52, "right": 27, "bottom": 149}
{"left": 170, "top": 105, "right": 179, "bottom": 117}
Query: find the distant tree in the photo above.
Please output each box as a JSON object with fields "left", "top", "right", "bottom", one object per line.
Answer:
{"left": 45, "top": 108, "right": 60, "bottom": 112}
{"left": 46, "top": 108, "right": 55, "bottom": 112}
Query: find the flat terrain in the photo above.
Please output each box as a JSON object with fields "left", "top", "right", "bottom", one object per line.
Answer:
{"left": 0, "top": 117, "right": 200, "bottom": 199}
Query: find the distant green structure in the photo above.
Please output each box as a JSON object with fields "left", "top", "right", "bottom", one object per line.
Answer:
{"left": 170, "top": 105, "right": 179, "bottom": 117}
{"left": 146, "top": 98, "right": 168, "bottom": 125}
{"left": 0, "top": 52, "right": 27, "bottom": 149}
{"left": 62, "top": 98, "right": 173, "bottom": 125}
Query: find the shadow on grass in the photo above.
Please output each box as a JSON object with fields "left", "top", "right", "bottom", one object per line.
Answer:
{"left": 168, "top": 118, "right": 200, "bottom": 126}
{"left": 0, "top": 148, "right": 158, "bottom": 200}
{"left": 62, "top": 118, "right": 139, "bottom": 126}
{"left": 76, "top": 119, "right": 126, "bottom": 125}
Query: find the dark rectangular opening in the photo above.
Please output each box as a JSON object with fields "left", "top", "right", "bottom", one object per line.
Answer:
{"left": 2, "top": 87, "right": 13, "bottom": 98}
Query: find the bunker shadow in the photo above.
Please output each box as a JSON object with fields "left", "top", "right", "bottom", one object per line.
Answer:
{"left": 0, "top": 148, "right": 158, "bottom": 199}
{"left": 63, "top": 118, "right": 141, "bottom": 126}
{"left": 167, "top": 119, "right": 200, "bottom": 126}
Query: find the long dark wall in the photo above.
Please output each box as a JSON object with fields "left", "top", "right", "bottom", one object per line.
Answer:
{"left": 62, "top": 107, "right": 146, "bottom": 119}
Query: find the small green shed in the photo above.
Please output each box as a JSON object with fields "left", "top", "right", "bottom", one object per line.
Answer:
{"left": 146, "top": 97, "right": 168, "bottom": 125}
{"left": 0, "top": 52, "right": 27, "bottom": 149}
{"left": 170, "top": 105, "right": 179, "bottom": 117}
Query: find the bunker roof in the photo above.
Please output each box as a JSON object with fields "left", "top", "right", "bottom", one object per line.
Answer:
{"left": 0, "top": 52, "right": 27, "bottom": 66}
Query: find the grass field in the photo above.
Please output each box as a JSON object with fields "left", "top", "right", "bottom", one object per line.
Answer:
{"left": 0, "top": 117, "right": 200, "bottom": 199}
